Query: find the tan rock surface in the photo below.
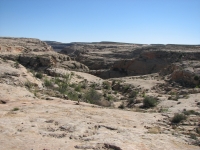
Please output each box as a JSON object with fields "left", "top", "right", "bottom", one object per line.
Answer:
{"left": 0, "top": 97, "right": 199, "bottom": 150}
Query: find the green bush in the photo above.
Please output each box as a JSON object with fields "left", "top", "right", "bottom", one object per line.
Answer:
{"left": 190, "top": 134, "right": 197, "bottom": 140}
{"left": 74, "top": 84, "right": 81, "bottom": 92}
{"left": 12, "top": 107, "right": 19, "bottom": 111}
{"left": 44, "top": 78, "right": 53, "bottom": 87}
{"left": 35, "top": 72, "right": 43, "bottom": 79}
{"left": 171, "top": 113, "right": 186, "bottom": 124}
{"left": 129, "top": 91, "right": 138, "bottom": 98}
{"left": 70, "top": 83, "right": 76, "bottom": 88}
{"left": 14, "top": 62, "right": 20, "bottom": 68}
{"left": 25, "top": 81, "right": 34, "bottom": 89}
{"left": 63, "top": 74, "right": 70, "bottom": 82}
{"left": 127, "top": 98, "right": 135, "bottom": 106}
{"left": 183, "top": 110, "right": 200, "bottom": 116}
{"left": 194, "top": 76, "right": 199, "bottom": 81}
{"left": 123, "top": 85, "right": 130, "bottom": 93}
{"left": 106, "top": 95, "right": 113, "bottom": 101}
{"left": 118, "top": 103, "right": 125, "bottom": 109}
{"left": 84, "top": 88, "right": 102, "bottom": 104}
{"left": 143, "top": 96, "right": 157, "bottom": 108}
{"left": 81, "top": 82, "right": 87, "bottom": 89}
{"left": 196, "top": 127, "right": 200, "bottom": 134}
{"left": 67, "top": 91, "right": 78, "bottom": 101}
{"left": 103, "top": 81, "right": 111, "bottom": 90}
{"left": 58, "top": 82, "right": 68, "bottom": 94}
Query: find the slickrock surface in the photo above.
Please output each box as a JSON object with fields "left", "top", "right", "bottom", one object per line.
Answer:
{"left": 0, "top": 98, "right": 199, "bottom": 150}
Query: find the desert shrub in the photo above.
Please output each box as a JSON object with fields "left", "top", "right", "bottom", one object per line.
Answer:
{"left": 113, "top": 91, "right": 117, "bottom": 94}
{"left": 129, "top": 91, "right": 138, "bottom": 98}
{"left": 35, "top": 72, "right": 43, "bottom": 79}
{"left": 44, "top": 78, "right": 53, "bottom": 87}
{"left": 84, "top": 88, "right": 102, "bottom": 104}
{"left": 190, "top": 134, "right": 197, "bottom": 140}
{"left": 74, "top": 84, "right": 81, "bottom": 92}
{"left": 106, "top": 95, "right": 113, "bottom": 101}
{"left": 171, "top": 113, "right": 186, "bottom": 124}
{"left": 183, "top": 110, "right": 200, "bottom": 116}
{"left": 127, "top": 98, "right": 135, "bottom": 106}
{"left": 118, "top": 103, "right": 125, "bottom": 109}
{"left": 142, "top": 92, "right": 146, "bottom": 97}
{"left": 25, "top": 81, "right": 34, "bottom": 89}
{"left": 112, "top": 80, "right": 116, "bottom": 85}
{"left": 123, "top": 85, "right": 130, "bottom": 93}
{"left": 70, "top": 83, "right": 76, "bottom": 88}
{"left": 54, "top": 77, "right": 61, "bottom": 85}
{"left": 90, "top": 83, "right": 96, "bottom": 88}
{"left": 81, "top": 82, "right": 87, "bottom": 89}
{"left": 58, "top": 82, "right": 68, "bottom": 94}
{"left": 143, "top": 96, "right": 157, "bottom": 108}
{"left": 196, "top": 127, "right": 200, "bottom": 134}
{"left": 14, "top": 61, "right": 20, "bottom": 68}
{"left": 63, "top": 74, "right": 70, "bottom": 82}
{"left": 12, "top": 107, "right": 19, "bottom": 111}
{"left": 170, "top": 91, "right": 176, "bottom": 95}
{"left": 194, "top": 76, "right": 199, "bottom": 81}
{"left": 159, "top": 108, "right": 169, "bottom": 113}
{"left": 103, "top": 81, "right": 111, "bottom": 90}
{"left": 67, "top": 91, "right": 78, "bottom": 101}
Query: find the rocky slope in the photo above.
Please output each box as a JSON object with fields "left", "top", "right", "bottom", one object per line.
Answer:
{"left": 0, "top": 37, "right": 89, "bottom": 72}
{"left": 0, "top": 38, "right": 200, "bottom": 149}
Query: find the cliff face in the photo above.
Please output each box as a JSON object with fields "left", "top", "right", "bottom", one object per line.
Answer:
{"left": 0, "top": 37, "right": 53, "bottom": 53}
{"left": 111, "top": 51, "right": 200, "bottom": 76}
{"left": 0, "top": 37, "right": 89, "bottom": 72}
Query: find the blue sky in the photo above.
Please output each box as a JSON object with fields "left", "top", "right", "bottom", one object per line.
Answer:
{"left": 0, "top": 0, "right": 199, "bottom": 44}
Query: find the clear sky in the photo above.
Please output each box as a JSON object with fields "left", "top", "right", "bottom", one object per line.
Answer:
{"left": 0, "top": 0, "right": 199, "bottom": 44}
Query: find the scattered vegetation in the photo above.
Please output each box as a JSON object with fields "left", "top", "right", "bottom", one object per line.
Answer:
{"left": 106, "top": 94, "right": 113, "bottom": 101}
{"left": 141, "top": 92, "right": 146, "bottom": 97}
{"left": 58, "top": 82, "right": 68, "bottom": 94}
{"left": 183, "top": 110, "right": 200, "bottom": 116}
{"left": 103, "top": 81, "right": 111, "bottom": 90}
{"left": 25, "top": 81, "right": 34, "bottom": 89}
{"left": 123, "top": 85, "right": 130, "bottom": 93}
{"left": 148, "top": 126, "right": 161, "bottom": 134}
{"left": 35, "top": 72, "right": 43, "bottom": 79}
{"left": 142, "top": 96, "right": 157, "bottom": 108}
{"left": 159, "top": 107, "right": 169, "bottom": 113}
{"left": 67, "top": 91, "right": 79, "bottom": 101}
{"left": 84, "top": 88, "right": 102, "bottom": 104}
{"left": 14, "top": 61, "right": 20, "bottom": 68}
{"left": 118, "top": 102, "right": 125, "bottom": 109}
{"left": 74, "top": 84, "right": 81, "bottom": 92}
{"left": 194, "top": 76, "right": 199, "bottom": 81}
{"left": 129, "top": 91, "right": 138, "bottom": 98}
{"left": 196, "top": 127, "right": 200, "bottom": 134}
{"left": 12, "top": 107, "right": 19, "bottom": 111}
{"left": 189, "top": 134, "right": 197, "bottom": 140}
{"left": 171, "top": 113, "right": 186, "bottom": 124}
{"left": 44, "top": 78, "right": 53, "bottom": 87}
